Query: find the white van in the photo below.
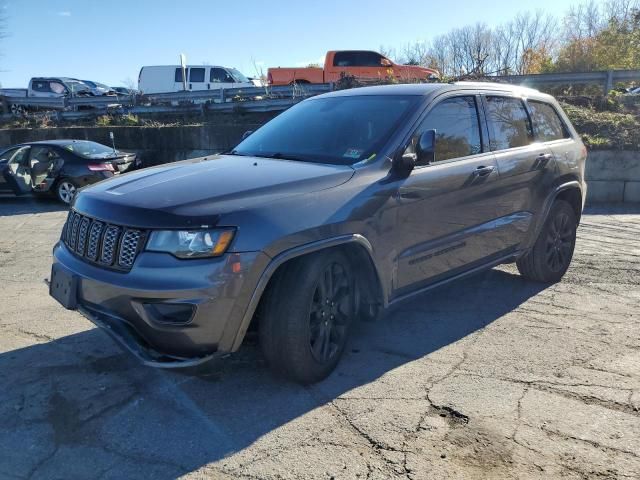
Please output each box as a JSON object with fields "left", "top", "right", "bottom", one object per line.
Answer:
{"left": 137, "top": 65, "right": 254, "bottom": 94}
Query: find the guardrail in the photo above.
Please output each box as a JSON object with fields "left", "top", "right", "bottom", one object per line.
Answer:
{"left": 0, "top": 83, "right": 333, "bottom": 117}
{"left": 490, "top": 69, "right": 640, "bottom": 94}
{"left": 2, "top": 69, "right": 639, "bottom": 120}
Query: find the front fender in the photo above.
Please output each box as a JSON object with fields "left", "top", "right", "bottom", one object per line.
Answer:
{"left": 229, "top": 233, "right": 381, "bottom": 351}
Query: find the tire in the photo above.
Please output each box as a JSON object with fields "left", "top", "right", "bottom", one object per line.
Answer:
{"left": 517, "top": 200, "right": 577, "bottom": 283}
{"left": 55, "top": 179, "right": 77, "bottom": 205}
{"left": 260, "top": 250, "right": 356, "bottom": 384}
{"left": 10, "top": 104, "right": 26, "bottom": 117}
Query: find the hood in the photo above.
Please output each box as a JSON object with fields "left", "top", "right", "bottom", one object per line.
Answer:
{"left": 73, "top": 154, "right": 355, "bottom": 228}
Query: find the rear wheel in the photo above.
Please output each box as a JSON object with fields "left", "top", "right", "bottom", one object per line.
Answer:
{"left": 10, "top": 104, "right": 26, "bottom": 117}
{"left": 260, "top": 250, "right": 356, "bottom": 384}
{"left": 517, "top": 200, "right": 577, "bottom": 283}
{"left": 56, "top": 179, "right": 77, "bottom": 205}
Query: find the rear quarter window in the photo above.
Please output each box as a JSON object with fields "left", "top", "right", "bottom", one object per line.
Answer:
{"left": 485, "top": 96, "right": 533, "bottom": 151}
{"left": 528, "top": 101, "right": 571, "bottom": 142}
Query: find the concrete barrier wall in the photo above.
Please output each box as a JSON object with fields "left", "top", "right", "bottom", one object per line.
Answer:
{"left": 0, "top": 117, "right": 273, "bottom": 167}
{"left": 585, "top": 151, "right": 640, "bottom": 203}
{"left": 0, "top": 123, "right": 638, "bottom": 203}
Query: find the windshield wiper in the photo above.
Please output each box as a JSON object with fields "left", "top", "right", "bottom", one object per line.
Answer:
{"left": 222, "top": 149, "right": 250, "bottom": 156}
{"left": 261, "top": 152, "right": 305, "bottom": 161}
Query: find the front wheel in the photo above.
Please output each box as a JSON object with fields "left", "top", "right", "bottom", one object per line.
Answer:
{"left": 56, "top": 179, "right": 77, "bottom": 205}
{"left": 517, "top": 200, "right": 577, "bottom": 283}
{"left": 260, "top": 250, "right": 356, "bottom": 384}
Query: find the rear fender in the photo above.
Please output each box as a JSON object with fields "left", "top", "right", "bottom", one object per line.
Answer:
{"left": 523, "top": 180, "right": 584, "bottom": 251}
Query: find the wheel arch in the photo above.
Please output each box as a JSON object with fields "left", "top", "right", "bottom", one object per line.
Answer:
{"left": 524, "top": 180, "right": 584, "bottom": 252}
{"left": 229, "top": 234, "right": 385, "bottom": 351}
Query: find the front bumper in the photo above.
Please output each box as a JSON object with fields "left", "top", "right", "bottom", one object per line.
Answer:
{"left": 51, "top": 242, "right": 269, "bottom": 367}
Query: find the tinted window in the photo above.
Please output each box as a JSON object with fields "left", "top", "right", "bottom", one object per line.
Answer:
{"left": 412, "top": 96, "right": 482, "bottom": 163}
{"left": 333, "top": 51, "right": 384, "bottom": 67}
{"left": 175, "top": 68, "right": 187, "bottom": 83}
{"left": 32, "top": 81, "right": 51, "bottom": 93}
{"left": 189, "top": 68, "right": 205, "bottom": 83}
{"left": 210, "top": 68, "right": 234, "bottom": 83}
{"left": 528, "top": 101, "right": 570, "bottom": 142}
{"left": 234, "top": 95, "right": 417, "bottom": 165}
{"left": 485, "top": 96, "right": 533, "bottom": 150}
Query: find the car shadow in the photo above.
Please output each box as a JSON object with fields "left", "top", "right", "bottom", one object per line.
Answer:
{"left": 0, "top": 268, "right": 547, "bottom": 479}
{"left": 0, "top": 195, "right": 68, "bottom": 216}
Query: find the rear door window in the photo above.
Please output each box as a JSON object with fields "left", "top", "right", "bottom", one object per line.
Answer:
{"left": 485, "top": 96, "right": 533, "bottom": 150}
{"left": 528, "top": 101, "right": 570, "bottom": 142}
{"left": 411, "top": 96, "right": 482, "bottom": 164}
{"left": 189, "top": 68, "right": 205, "bottom": 83}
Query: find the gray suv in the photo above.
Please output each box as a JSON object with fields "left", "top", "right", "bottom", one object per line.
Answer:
{"left": 49, "top": 83, "right": 587, "bottom": 383}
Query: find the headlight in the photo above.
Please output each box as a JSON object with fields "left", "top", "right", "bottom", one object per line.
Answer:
{"left": 146, "top": 228, "right": 235, "bottom": 259}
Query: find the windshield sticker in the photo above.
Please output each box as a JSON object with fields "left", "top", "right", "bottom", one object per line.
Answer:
{"left": 343, "top": 148, "right": 363, "bottom": 159}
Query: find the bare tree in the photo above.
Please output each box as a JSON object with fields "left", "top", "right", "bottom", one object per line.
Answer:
{"left": 509, "top": 11, "right": 557, "bottom": 74}
{"left": 120, "top": 77, "right": 137, "bottom": 90}
{"left": 379, "top": 45, "right": 398, "bottom": 62}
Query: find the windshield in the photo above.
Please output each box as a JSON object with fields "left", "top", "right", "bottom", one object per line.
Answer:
{"left": 233, "top": 95, "right": 418, "bottom": 165}
{"left": 228, "top": 68, "right": 250, "bottom": 83}
{"left": 82, "top": 80, "right": 97, "bottom": 88}
{"left": 65, "top": 80, "right": 89, "bottom": 92}
{"left": 64, "top": 141, "right": 116, "bottom": 158}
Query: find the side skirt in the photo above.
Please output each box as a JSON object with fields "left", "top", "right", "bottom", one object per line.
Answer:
{"left": 387, "top": 250, "right": 524, "bottom": 308}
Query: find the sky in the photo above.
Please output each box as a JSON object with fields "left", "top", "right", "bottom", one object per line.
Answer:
{"left": 1, "top": 0, "right": 579, "bottom": 88}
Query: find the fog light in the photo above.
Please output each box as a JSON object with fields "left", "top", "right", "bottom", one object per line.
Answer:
{"left": 143, "top": 303, "right": 195, "bottom": 325}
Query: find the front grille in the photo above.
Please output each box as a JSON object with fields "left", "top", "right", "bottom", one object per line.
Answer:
{"left": 119, "top": 230, "right": 142, "bottom": 268}
{"left": 61, "top": 211, "right": 146, "bottom": 272}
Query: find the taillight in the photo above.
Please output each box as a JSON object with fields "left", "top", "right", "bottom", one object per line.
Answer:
{"left": 88, "top": 163, "right": 115, "bottom": 172}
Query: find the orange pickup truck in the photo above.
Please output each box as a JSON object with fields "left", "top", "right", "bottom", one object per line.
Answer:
{"left": 268, "top": 50, "right": 439, "bottom": 86}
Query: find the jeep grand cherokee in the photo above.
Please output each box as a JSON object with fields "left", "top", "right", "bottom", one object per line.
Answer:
{"left": 49, "top": 83, "right": 587, "bottom": 384}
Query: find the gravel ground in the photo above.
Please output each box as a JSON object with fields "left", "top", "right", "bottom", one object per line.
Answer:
{"left": 0, "top": 198, "right": 638, "bottom": 480}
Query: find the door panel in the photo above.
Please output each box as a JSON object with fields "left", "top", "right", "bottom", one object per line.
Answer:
{"left": 0, "top": 148, "right": 18, "bottom": 193}
{"left": 483, "top": 95, "right": 557, "bottom": 230}
{"left": 393, "top": 153, "right": 504, "bottom": 295}
{"left": 2, "top": 147, "right": 32, "bottom": 194}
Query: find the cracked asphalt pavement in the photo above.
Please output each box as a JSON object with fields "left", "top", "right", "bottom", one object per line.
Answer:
{"left": 0, "top": 198, "right": 639, "bottom": 479}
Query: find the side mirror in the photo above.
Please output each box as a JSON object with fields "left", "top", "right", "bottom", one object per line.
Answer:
{"left": 242, "top": 130, "right": 253, "bottom": 140}
{"left": 416, "top": 130, "right": 436, "bottom": 165}
{"left": 381, "top": 58, "right": 393, "bottom": 67}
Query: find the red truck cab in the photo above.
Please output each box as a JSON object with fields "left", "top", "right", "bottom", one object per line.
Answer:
{"left": 268, "top": 50, "right": 439, "bottom": 86}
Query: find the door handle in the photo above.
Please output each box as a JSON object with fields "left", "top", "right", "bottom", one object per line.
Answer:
{"left": 472, "top": 165, "right": 495, "bottom": 177}
{"left": 535, "top": 153, "right": 553, "bottom": 169}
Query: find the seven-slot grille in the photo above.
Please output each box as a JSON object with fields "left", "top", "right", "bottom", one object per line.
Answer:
{"left": 62, "top": 211, "right": 146, "bottom": 271}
